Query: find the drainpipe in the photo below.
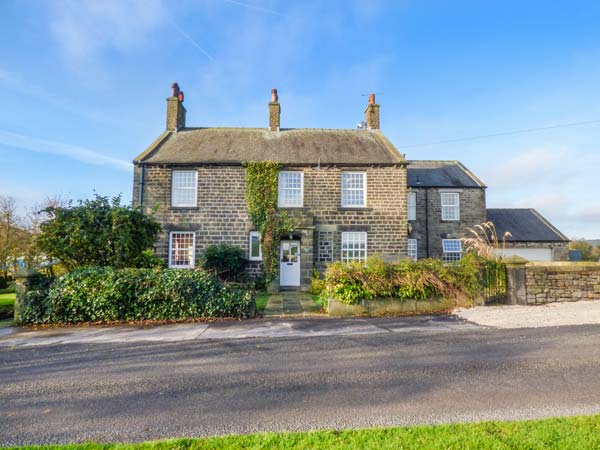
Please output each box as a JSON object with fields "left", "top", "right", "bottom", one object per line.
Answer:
{"left": 425, "top": 189, "right": 430, "bottom": 258}
{"left": 138, "top": 166, "right": 144, "bottom": 207}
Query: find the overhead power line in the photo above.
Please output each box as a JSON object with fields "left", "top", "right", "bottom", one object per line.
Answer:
{"left": 396, "top": 119, "right": 600, "bottom": 149}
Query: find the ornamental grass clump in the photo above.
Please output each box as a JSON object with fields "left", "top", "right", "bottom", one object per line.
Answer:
{"left": 323, "top": 255, "right": 481, "bottom": 305}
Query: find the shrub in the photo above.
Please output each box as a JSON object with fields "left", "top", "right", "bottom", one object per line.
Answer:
{"left": 310, "top": 269, "right": 325, "bottom": 296}
{"left": 36, "top": 194, "right": 162, "bottom": 270}
{"left": 19, "top": 274, "right": 54, "bottom": 324}
{"left": 203, "top": 244, "right": 246, "bottom": 281}
{"left": 323, "top": 255, "right": 483, "bottom": 305}
{"left": 18, "top": 267, "right": 255, "bottom": 324}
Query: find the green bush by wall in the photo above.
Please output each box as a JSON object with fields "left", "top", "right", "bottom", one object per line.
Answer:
{"left": 322, "top": 255, "right": 483, "bottom": 305}
{"left": 19, "top": 267, "right": 255, "bottom": 324}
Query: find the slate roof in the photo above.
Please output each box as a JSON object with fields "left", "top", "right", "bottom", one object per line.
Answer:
{"left": 486, "top": 208, "right": 569, "bottom": 242}
{"left": 134, "top": 128, "right": 406, "bottom": 165}
{"left": 407, "top": 160, "right": 486, "bottom": 188}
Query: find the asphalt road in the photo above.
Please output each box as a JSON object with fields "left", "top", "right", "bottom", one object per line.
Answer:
{"left": 2, "top": 317, "right": 600, "bottom": 446}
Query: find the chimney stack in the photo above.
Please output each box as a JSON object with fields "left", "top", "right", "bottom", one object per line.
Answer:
{"left": 166, "top": 82, "right": 186, "bottom": 131}
{"left": 268, "top": 88, "right": 280, "bottom": 131}
{"left": 364, "top": 93, "right": 380, "bottom": 130}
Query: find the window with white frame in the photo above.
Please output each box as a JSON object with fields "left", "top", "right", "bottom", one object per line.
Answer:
{"left": 249, "top": 231, "right": 262, "bottom": 261}
{"left": 442, "top": 239, "right": 462, "bottom": 262}
{"left": 169, "top": 231, "right": 195, "bottom": 268}
{"left": 441, "top": 192, "right": 460, "bottom": 221}
{"left": 278, "top": 171, "right": 303, "bottom": 207}
{"left": 171, "top": 170, "right": 198, "bottom": 207}
{"left": 341, "top": 232, "right": 367, "bottom": 263}
{"left": 407, "top": 191, "right": 417, "bottom": 221}
{"left": 408, "top": 238, "right": 418, "bottom": 261}
{"left": 341, "top": 172, "right": 366, "bottom": 207}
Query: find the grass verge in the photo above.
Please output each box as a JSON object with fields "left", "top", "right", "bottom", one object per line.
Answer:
{"left": 255, "top": 292, "right": 269, "bottom": 313}
{"left": 0, "top": 292, "right": 15, "bottom": 321}
{"left": 8, "top": 415, "right": 600, "bottom": 449}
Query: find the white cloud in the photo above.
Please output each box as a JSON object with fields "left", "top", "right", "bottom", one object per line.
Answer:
{"left": 0, "top": 130, "right": 131, "bottom": 171}
{"left": 482, "top": 147, "right": 572, "bottom": 189}
{"left": 48, "top": 0, "right": 166, "bottom": 59}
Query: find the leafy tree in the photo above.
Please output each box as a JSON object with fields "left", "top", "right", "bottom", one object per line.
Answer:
{"left": 569, "top": 240, "right": 597, "bottom": 261}
{"left": 37, "top": 194, "right": 162, "bottom": 270}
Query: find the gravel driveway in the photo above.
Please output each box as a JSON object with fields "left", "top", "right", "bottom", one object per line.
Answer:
{"left": 457, "top": 300, "right": 600, "bottom": 328}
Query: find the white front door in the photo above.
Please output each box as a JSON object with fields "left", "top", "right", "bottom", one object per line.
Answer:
{"left": 280, "top": 241, "right": 301, "bottom": 287}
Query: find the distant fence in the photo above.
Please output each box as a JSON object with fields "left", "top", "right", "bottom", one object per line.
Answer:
{"left": 505, "top": 258, "right": 600, "bottom": 305}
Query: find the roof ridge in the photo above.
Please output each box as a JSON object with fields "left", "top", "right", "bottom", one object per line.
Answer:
{"left": 529, "top": 208, "right": 570, "bottom": 241}
{"left": 179, "top": 126, "right": 379, "bottom": 132}
{"left": 408, "top": 159, "right": 460, "bottom": 163}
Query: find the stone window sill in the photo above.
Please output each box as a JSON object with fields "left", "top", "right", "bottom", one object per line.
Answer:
{"left": 338, "top": 207, "right": 373, "bottom": 212}
{"left": 169, "top": 207, "right": 200, "bottom": 211}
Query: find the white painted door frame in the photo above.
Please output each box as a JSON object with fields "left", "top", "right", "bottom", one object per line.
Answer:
{"left": 280, "top": 240, "right": 301, "bottom": 287}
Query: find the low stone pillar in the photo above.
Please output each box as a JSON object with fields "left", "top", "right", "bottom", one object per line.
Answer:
{"left": 504, "top": 256, "right": 529, "bottom": 305}
{"left": 14, "top": 268, "right": 39, "bottom": 322}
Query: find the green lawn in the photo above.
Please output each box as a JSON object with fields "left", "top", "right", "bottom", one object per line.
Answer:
{"left": 0, "top": 292, "right": 16, "bottom": 307}
{"left": 0, "top": 292, "right": 15, "bottom": 322}
{"left": 255, "top": 292, "right": 269, "bottom": 313}
{"left": 8, "top": 415, "right": 600, "bottom": 450}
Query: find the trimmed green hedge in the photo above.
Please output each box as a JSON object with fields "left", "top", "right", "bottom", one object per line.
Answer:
{"left": 19, "top": 267, "right": 255, "bottom": 324}
{"left": 322, "top": 255, "right": 482, "bottom": 305}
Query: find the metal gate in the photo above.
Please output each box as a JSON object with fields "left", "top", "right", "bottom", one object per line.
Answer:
{"left": 480, "top": 261, "right": 507, "bottom": 304}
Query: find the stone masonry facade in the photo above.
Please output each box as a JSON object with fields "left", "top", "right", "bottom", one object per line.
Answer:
{"left": 408, "top": 187, "right": 486, "bottom": 259}
{"left": 524, "top": 263, "right": 600, "bottom": 304}
{"left": 133, "top": 163, "right": 407, "bottom": 289}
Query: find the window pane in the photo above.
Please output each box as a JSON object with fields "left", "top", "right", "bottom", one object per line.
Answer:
{"left": 278, "top": 172, "right": 303, "bottom": 207}
{"left": 407, "top": 192, "right": 417, "bottom": 221}
{"left": 170, "top": 232, "right": 195, "bottom": 268}
{"left": 441, "top": 193, "right": 460, "bottom": 220}
{"left": 342, "top": 173, "right": 366, "bottom": 207}
{"left": 172, "top": 171, "right": 197, "bottom": 207}
{"left": 408, "top": 238, "right": 417, "bottom": 261}
{"left": 442, "top": 239, "right": 462, "bottom": 262}
{"left": 341, "top": 232, "right": 367, "bottom": 262}
{"left": 249, "top": 232, "right": 262, "bottom": 260}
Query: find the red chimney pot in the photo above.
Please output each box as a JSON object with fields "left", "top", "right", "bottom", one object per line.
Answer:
{"left": 368, "top": 93, "right": 375, "bottom": 105}
{"left": 271, "top": 88, "right": 278, "bottom": 103}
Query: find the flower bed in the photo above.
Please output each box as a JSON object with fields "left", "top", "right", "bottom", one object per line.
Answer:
{"left": 321, "top": 255, "right": 483, "bottom": 307}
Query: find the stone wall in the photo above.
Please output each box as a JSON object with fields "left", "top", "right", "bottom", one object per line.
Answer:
{"left": 505, "top": 259, "right": 600, "bottom": 305}
{"left": 525, "top": 262, "right": 600, "bottom": 304}
{"left": 134, "top": 163, "right": 407, "bottom": 288}
{"left": 408, "top": 187, "right": 486, "bottom": 259}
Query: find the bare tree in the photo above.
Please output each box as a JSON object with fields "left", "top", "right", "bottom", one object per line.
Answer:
{"left": 24, "top": 194, "right": 68, "bottom": 269}
{"left": 0, "top": 195, "right": 22, "bottom": 284}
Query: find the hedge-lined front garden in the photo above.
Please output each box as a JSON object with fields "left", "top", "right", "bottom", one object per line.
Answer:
{"left": 19, "top": 267, "right": 255, "bottom": 325}
{"left": 320, "top": 255, "right": 489, "bottom": 305}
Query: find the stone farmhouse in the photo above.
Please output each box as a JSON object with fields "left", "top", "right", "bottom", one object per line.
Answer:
{"left": 132, "top": 84, "right": 568, "bottom": 290}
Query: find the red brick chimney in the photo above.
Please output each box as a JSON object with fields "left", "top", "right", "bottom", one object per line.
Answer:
{"left": 269, "top": 88, "right": 280, "bottom": 131}
{"left": 166, "top": 82, "right": 186, "bottom": 131}
{"left": 364, "top": 93, "right": 380, "bottom": 130}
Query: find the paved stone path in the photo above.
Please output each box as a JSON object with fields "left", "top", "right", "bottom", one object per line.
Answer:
{"left": 263, "top": 291, "right": 324, "bottom": 317}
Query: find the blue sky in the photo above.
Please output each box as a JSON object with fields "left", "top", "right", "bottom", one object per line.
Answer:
{"left": 1, "top": 0, "right": 599, "bottom": 238}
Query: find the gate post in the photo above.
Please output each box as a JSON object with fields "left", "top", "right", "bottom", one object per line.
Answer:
{"left": 14, "top": 268, "right": 40, "bottom": 322}
{"left": 504, "top": 256, "right": 528, "bottom": 305}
